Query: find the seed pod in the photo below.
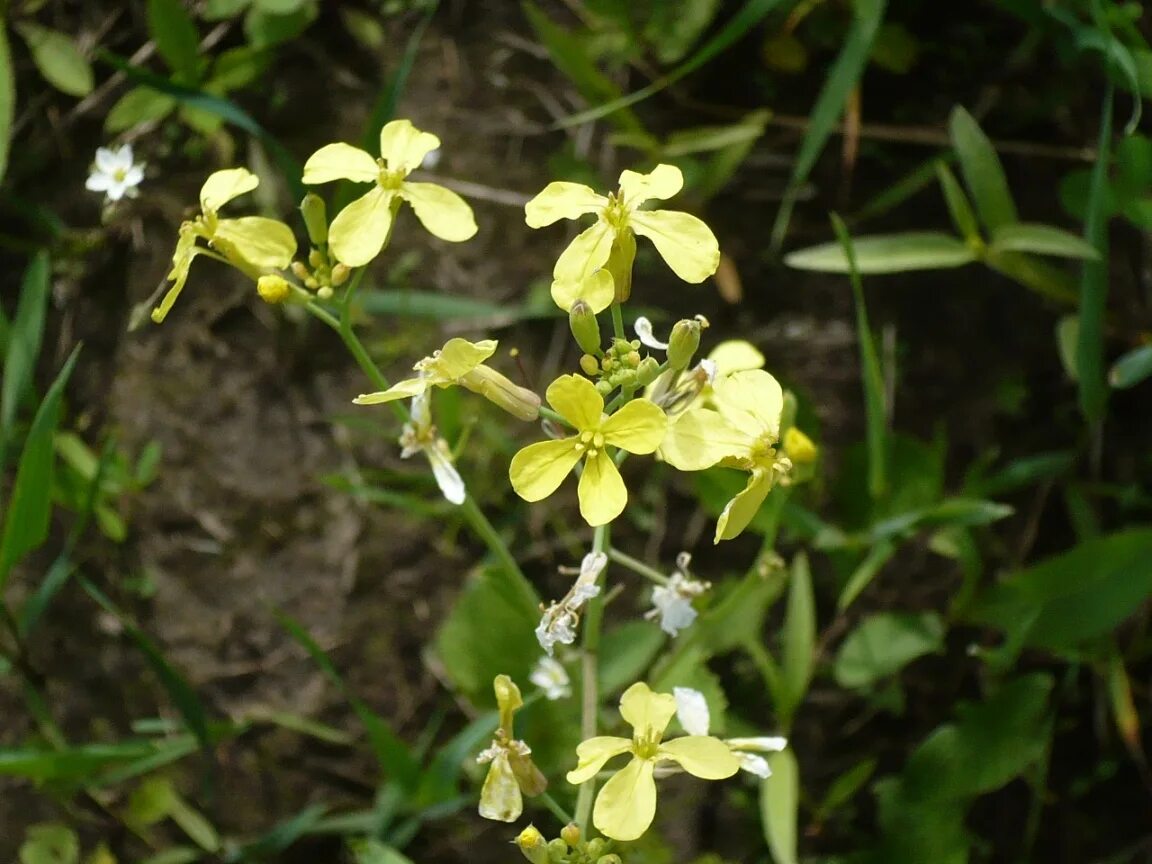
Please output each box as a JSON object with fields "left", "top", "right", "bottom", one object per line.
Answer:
{"left": 300, "top": 193, "right": 328, "bottom": 245}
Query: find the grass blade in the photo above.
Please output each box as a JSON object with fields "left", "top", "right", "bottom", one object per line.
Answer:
{"left": 0, "top": 26, "right": 14, "bottom": 184}
{"left": 1, "top": 252, "right": 52, "bottom": 461}
{"left": 361, "top": 2, "right": 436, "bottom": 154}
{"left": 949, "top": 105, "right": 1019, "bottom": 233}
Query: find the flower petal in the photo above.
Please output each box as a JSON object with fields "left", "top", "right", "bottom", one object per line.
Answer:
{"left": 301, "top": 142, "right": 379, "bottom": 185}
{"left": 660, "top": 408, "right": 751, "bottom": 471}
{"left": 212, "top": 216, "right": 296, "bottom": 268}
{"left": 525, "top": 181, "right": 606, "bottom": 228}
{"left": 658, "top": 735, "right": 740, "bottom": 779}
{"left": 600, "top": 399, "right": 666, "bottom": 454}
{"left": 426, "top": 441, "right": 466, "bottom": 505}
{"left": 619, "top": 682, "right": 677, "bottom": 739}
{"left": 673, "top": 687, "right": 710, "bottom": 736}
{"left": 618, "top": 163, "right": 684, "bottom": 207}
{"left": 712, "top": 369, "right": 783, "bottom": 439}
{"left": 708, "top": 339, "right": 764, "bottom": 375}
{"left": 578, "top": 451, "right": 627, "bottom": 526}
{"left": 566, "top": 736, "right": 633, "bottom": 784}
{"left": 478, "top": 751, "right": 523, "bottom": 822}
{"left": 328, "top": 187, "right": 396, "bottom": 267}
{"left": 509, "top": 438, "right": 582, "bottom": 502}
{"left": 400, "top": 181, "right": 478, "bottom": 242}
{"left": 431, "top": 338, "right": 498, "bottom": 380}
{"left": 85, "top": 172, "right": 113, "bottom": 192}
{"left": 630, "top": 209, "right": 720, "bottom": 283}
{"left": 94, "top": 146, "right": 120, "bottom": 173}
{"left": 634, "top": 316, "right": 668, "bottom": 350}
{"left": 379, "top": 119, "right": 440, "bottom": 173}
{"left": 553, "top": 221, "right": 614, "bottom": 285}
{"left": 550, "top": 269, "right": 615, "bottom": 314}
{"left": 354, "top": 377, "right": 428, "bottom": 405}
{"left": 199, "top": 167, "right": 259, "bottom": 213}
{"left": 151, "top": 228, "right": 200, "bottom": 324}
{"left": 714, "top": 467, "right": 774, "bottom": 543}
{"left": 545, "top": 374, "right": 603, "bottom": 430}
{"left": 726, "top": 736, "right": 788, "bottom": 752}
{"left": 593, "top": 756, "right": 657, "bottom": 842}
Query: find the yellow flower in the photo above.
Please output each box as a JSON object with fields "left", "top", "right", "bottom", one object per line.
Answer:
{"left": 477, "top": 675, "right": 547, "bottom": 822}
{"left": 509, "top": 375, "right": 666, "bottom": 526}
{"left": 525, "top": 164, "right": 719, "bottom": 312}
{"left": 152, "top": 168, "right": 297, "bottom": 323}
{"left": 302, "top": 119, "right": 477, "bottom": 266}
{"left": 566, "top": 682, "right": 739, "bottom": 841}
{"left": 353, "top": 337, "right": 540, "bottom": 421}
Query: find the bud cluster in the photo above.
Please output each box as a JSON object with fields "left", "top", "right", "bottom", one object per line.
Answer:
{"left": 515, "top": 824, "right": 622, "bottom": 864}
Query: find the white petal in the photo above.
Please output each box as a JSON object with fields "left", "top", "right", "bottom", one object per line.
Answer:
{"left": 122, "top": 165, "right": 145, "bottom": 187}
{"left": 726, "top": 736, "right": 788, "bottom": 752}
{"left": 94, "top": 147, "right": 119, "bottom": 173}
{"left": 86, "top": 172, "right": 113, "bottom": 192}
{"left": 737, "top": 752, "right": 772, "bottom": 778}
{"left": 104, "top": 182, "right": 127, "bottom": 202}
{"left": 427, "top": 442, "right": 466, "bottom": 505}
{"left": 634, "top": 316, "right": 669, "bottom": 350}
{"left": 529, "top": 656, "right": 571, "bottom": 700}
{"left": 673, "top": 687, "right": 711, "bottom": 736}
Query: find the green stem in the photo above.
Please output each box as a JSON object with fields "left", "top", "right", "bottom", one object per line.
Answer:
{"left": 459, "top": 495, "right": 534, "bottom": 606}
{"left": 539, "top": 406, "right": 572, "bottom": 428}
{"left": 538, "top": 790, "right": 575, "bottom": 826}
{"left": 608, "top": 547, "right": 669, "bottom": 585}
{"left": 610, "top": 302, "right": 626, "bottom": 342}
{"left": 574, "top": 523, "right": 610, "bottom": 833}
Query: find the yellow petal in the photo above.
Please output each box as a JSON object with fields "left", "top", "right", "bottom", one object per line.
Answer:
{"left": 353, "top": 377, "right": 428, "bottom": 405}
{"left": 301, "top": 142, "right": 379, "bottom": 185}
{"left": 629, "top": 209, "right": 720, "bottom": 283}
{"left": 657, "top": 736, "right": 741, "bottom": 779}
{"left": 525, "top": 181, "right": 606, "bottom": 228}
{"left": 660, "top": 408, "right": 751, "bottom": 471}
{"left": 714, "top": 468, "right": 774, "bottom": 543}
{"left": 566, "top": 736, "right": 633, "bottom": 784}
{"left": 212, "top": 217, "right": 296, "bottom": 268}
{"left": 430, "top": 338, "right": 498, "bottom": 380}
{"left": 478, "top": 751, "right": 523, "bottom": 822}
{"left": 509, "top": 438, "right": 582, "bottom": 502}
{"left": 199, "top": 167, "right": 258, "bottom": 213}
{"left": 619, "top": 682, "right": 677, "bottom": 740}
{"left": 600, "top": 399, "right": 667, "bottom": 455}
{"left": 554, "top": 221, "right": 614, "bottom": 285}
{"left": 592, "top": 756, "right": 657, "bottom": 842}
{"left": 379, "top": 119, "right": 440, "bottom": 173}
{"left": 713, "top": 369, "right": 783, "bottom": 439}
{"left": 328, "top": 187, "right": 396, "bottom": 267}
{"left": 550, "top": 269, "right": 615, "bottom": 314}
{"left": 151, "top": 232, "right": 201, "bottom": 324}
{"left": 708, "top": 339, "right": 764, "bottom": 375}
{"left": 545, "top": 374, "right": 603, "bottom": 430}
{"left": 618, "top": 163, "right": 683, "bottom": 207}
{"left": 577, "top": 451, "right": 627, "bottom": 526}
{"left": 400, "top": 181, "right": 477, "bottom": 242}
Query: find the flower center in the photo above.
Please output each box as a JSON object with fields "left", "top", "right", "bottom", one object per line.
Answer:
{"left": 633, "top": 730, "right": 662, "bottom": 760}
{"left": 376, "top": 161, "right": 407, "bottom": 190}
{"left": 603, "top": 192, "right": 630, "bottom": 229}
{"left": 113, "top": 168, "right": 128, "bottom": 182}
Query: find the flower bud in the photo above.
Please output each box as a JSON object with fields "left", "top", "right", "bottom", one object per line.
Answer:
{"left": 300, "top": 193, "right": 328, "bottom": 245}
{"left": 667, "top": 316, "right": 707, "bottom": 370}
{"left": 595, "top": 380, "right": 613, "bottom": 396}
{"left": 625, "top": 350, "right": 641, "bottom": 369}
{"left": 290, "top": 261, "right": 310, "bottom": 281}
{"left": 585, "top": 839, "right": 606, "bottom": 858}
{"left": 560, "top": 824, "right": 580, "bottom": 847}
{"left": 547, "top": 839, "right": 569, "bottom": 860}
{"left": 460, "top": 365, "right": 541, "bottom": 422}
{"left": 569, "top": 300, "right": 601, "bottom": 355}
{"left": 579, "top": 354, "right": 600, "bottom": 376}
{"left": 493, "top": 674, "right": 524, "bottom": 733}
{"left": 308, "top": 248, "right": 325, "bottom": 270}
{"left": 330, "top": 263, "right": 350, "bottom": 286}
{"left": 635, "top": 356, "right": 662, "bottom": 387}
{"left": 784, "top": 426, "right": 818, "bottom": 464}
{"left": 597, "top": 855, "right": 622, "bottom": 864}
{"left": 257, "top": 274, "right": 291, "bottom": 305}
{"left": 514, "top": 825, "right": 549, "bottom": 864}
{"left": 317, "top": 286, "right": 334, "bottom": 300}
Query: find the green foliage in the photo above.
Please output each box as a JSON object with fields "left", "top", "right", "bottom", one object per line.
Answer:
{"left": 833, "top": 612, "right": 944, "bottom": 689}
{"left": 760, "top": 748, "right": 799, "bottom": 864}
{"left": 13, "top": 23, "right": 93, "bottom": 97}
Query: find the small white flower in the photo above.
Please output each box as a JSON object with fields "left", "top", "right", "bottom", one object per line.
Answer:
{"left": 646, "top": 559, "right": 709, "bottom": 637}
{"left": 571, "top": 551, "right": 607, "bottom": 607}
{"left": 399, "top": 392, "right": 465, "bottom": 505}
{"left": 529, "top": 656, "right": 571, "bottom": 700}
{"left": 673, "top": 686, "right": 711, "bottom": 736}
{"left": 634, "top": 316, "right": 669, "bottom": 350}
{"left": 85, "top": 144, "right": 144, "bottom": 202}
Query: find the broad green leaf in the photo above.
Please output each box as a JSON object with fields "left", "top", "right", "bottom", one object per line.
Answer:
{"left": 815, "top": 757, "right": 877, "bottom": 819}
{"left": 148, "top": 0, "right": 202, "bottom": 83}
{"left": 873, "top": 776, "right": 971, "bottom": 864}
{"left": 168, "top": 794, "right": 221, "bottom": 852}
{"left": 18, "top": 823, "right": 79, "bottom": 864}
{"left": 778, "top": 552, "right": 815, "bottom": 725}
{"left": 967, "top": 529, "right": 1152, "bottom": 651}
{"left": 128, "top": 776, "right": 177, "bottom": 826}
{"left": 643, "top": 0, "right": 723, "bottom": 65}
{"left": 243, "top": 3, "right": 317, "bottom": 49}
{"left": 1109, "top": 344, "right": 1152, "bottom": 389}
{"left": 105, "top": 86, "right": 177, "bottom": 132}
{"left": 203, "top": 0, "right": 252, "bottom": 18}
{"left": 760, "top": 748, "right": 799, "bottom": 864}
{"left": 833, "top": 612, "right": 944, "bottom": 689}
{"left": 935, "top": 161, "right": 980, "bottom": 242}
{"left": 1, "top": 252, "right": 51, "bottom": 457}
{"left": 948, "top": 105, "right": 1018, "bottom": 232}
{"left": 0, "top": 27, "right": 14, "bottom": 184}
{"left": 14, "top": 24, "right": 93, "bottom": 97}
{"left": 205, "top": 46, "right": 268, "bottom": 92}
{"left": 599, "top": 621, "right": 665, "bottom": 695}
{"left": 990, "top": 223, "right": 1100, "bottom": 259}
{"left": 0, "top": 346, "right": 79, "bottom": 588}
{"left": 785, "top": 232, "right": 976, "bottom": 274}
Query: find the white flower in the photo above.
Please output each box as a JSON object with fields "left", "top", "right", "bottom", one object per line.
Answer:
{"left": 646, "top": 556, "right": 709, "bottom": 637}
{"left": 673, "top": 686, "right": 711, "bottom": 735}
{"left": 85, "top": 145, "right": 144, "bottom": 202}
{"left": 399, "top": 392, "right": 465, "bottom": 505}
{"left": 634, "top": 316, "right": 669, "bottom": 350}
{"left": 529, "top": 656, "right": 571, "bottom": 700}
{"left": 534, "top": 550, "right": 608, "bottom": 655}
{"left": 673, "top": 685, "right": 788, "bottom": 778}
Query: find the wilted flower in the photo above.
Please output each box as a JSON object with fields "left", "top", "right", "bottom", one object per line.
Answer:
{"left": 398, "top": 392, "right": 465, "bottom": 505}
{"left": 645, "top": 553, "right": 710, "bottom": 637}
{"left": 535, "top": 551, "right": 607, "bottom": 655}
{"left": 477, "top": 675, "right": 547, "bottom": 822}
{"left": 529, "top": 656, "right": 571, "bottom": 700}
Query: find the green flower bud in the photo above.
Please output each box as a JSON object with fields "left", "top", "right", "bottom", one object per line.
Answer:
{"left": 667, "top": 316, "right": 708, "bottom": 370}
{"left": 597, "top": 855, "right": 622, "bottom": 864}
{"left": 515, "top": 825, "right": 549, "bottom": 864}
{"left": 317, "top": 286, "right": 334, "bottom": 300}
{"left": 625, "top": 350, "right": 641, "bottom": 369}
{"left": 290, "top": 261, "right": 310, "bottom": 281}
{"left": 547, "top": 839, "right": 569, "bottom": 861}
{"left": 635, "top": 356, "right": 661, "bottom": 386}
{"left": 460, "top": 365, "right": 541, "bottom": 422}
{"left": 595, "top": 380, "right": 613, "bottom": 397}
{"left": 300, "top": 193, "right": 328, "bottom": 245}
{"left": 585, "top": 839, "right": 606, "bottom": 858}
{"left": 569, "top": 300, "right": 602, "bottom": 355}
{"left": 560, "top": 824, "right": 580, "bottom": 847}
{"left": 579, "top": 354, "right": 600, "bottom": 376}
{"left": 256, "top": 274, "right": 291, "bottom": 305}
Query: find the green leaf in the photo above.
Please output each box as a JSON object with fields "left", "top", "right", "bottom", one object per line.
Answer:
{"left": 351, "top": 839, "right": 416, "bottom": 864}
{"left": 0, "top": 27, "right": 15, "bottom": 185}
{"left": 0, "top": 741, "right": 157, "bottom": 781}
{"left": 0, "top": 346, "right": 79, "bottom": 588}
{"left": 1, "top": 252, "right": 52, "bottom": 459}
{"left": 770, "top": 0, "right": 888, "bottom": 249}
{"left": 104, "top": 86, "right": 177, "bottom": 132}
{"left": 599, "top": 621, "right": 665, "bottom": 696}
{"left": 19, "top": 823, "right": 79, "bottom": 864}
{"left": 834, "top": 612, "right": 944, "bottom": 689}
{"left": 967, "top": 529, "right": 1152, "bottom": 651}
{"left": 357, "top": 289, "right": 544, "bottom": 323}
{"left": 203, "top": 0, "right": 252, "bottom": 18}
{"left": 643, "top": 0, "right": 723, "bottom": 65}
{"left": 128, "top": 776, "right": 177, "bottom": 826}
{"left": 990, "top": 223, "right": 1100, "bottom": 259}
{"left": 836, "top": 540, "right": 896, "bottom": 610}
{"left": 778, "top": 552, "right": 815, "bottom": 725}
{"left": 243, "top": 3, "right": 317, "bottom": 49}
{"left": 760, "top": 748, "right": 799, "bottom": 864}
{"left": 935, "top": 161, "right": 980, "bottom": 242}
{"left": 948, "top": 105, "right": 1018, "bottom": 232}
{"left": 867, "top": 497, "right": 1013, "bottom": 543}
{"left": 168, "top": 792, "right": 221, "bottom": 852}
{"left": 815, "top": 758, "right": 877, "bottom": 820}
{"left": 785, "top": 232, "right": 976, "bottom": 274}
{"left": 148, "top": 0, "right": 202, "bottom": 83}
{"left": 1109, "top": 344, "right": 1152, "bottom": 389}
{"left": 1055, "top": 314, "right": 1080, "bottom": 381}
{"left": 14, "top": 24, "right": 93, "bottom": 97}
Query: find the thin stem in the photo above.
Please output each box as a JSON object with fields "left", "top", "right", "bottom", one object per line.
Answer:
{"left": 574, "top": 522, "right": 610, "bottom": 833}
{"left": 538, "top": 790, "right": 575, "bottom": 827}
{"left": 608, "top": 547, "right": 669, "bottom": 585}
{"left": 459, "top": 495, "right": 534, "bottom": 605}
{"left": 610, "top": 302, "right": 626, "bottom": 342}
{"left": 539, "top": 406, "right": 572, "bottom": 428}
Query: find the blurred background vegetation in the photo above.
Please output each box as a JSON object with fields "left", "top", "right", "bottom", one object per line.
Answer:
{"left": 1, "top": 0, "right": 1151, "bottom": 862}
